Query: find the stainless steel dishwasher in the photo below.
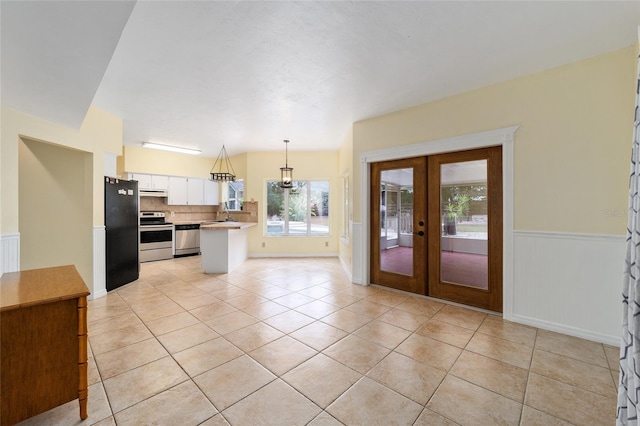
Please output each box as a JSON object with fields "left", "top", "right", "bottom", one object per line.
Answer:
{"left": 174, "top": 223, "right": 200, "bottom": 256}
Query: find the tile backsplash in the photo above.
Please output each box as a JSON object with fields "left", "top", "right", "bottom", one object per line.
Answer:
{"left": 140, "top": 197, "right": 217, "bottom": 222}
{"left": 139, "top": 198, "right": 258, "bottom": 223}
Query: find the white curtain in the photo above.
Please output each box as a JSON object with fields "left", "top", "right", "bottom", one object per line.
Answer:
{"left": 618, "top": 28, "right": 640, "bottom": 425}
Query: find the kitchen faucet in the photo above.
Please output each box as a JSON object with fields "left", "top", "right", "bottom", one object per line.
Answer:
{"left": 224, "top": 202, "right": 232, "bottom": 221}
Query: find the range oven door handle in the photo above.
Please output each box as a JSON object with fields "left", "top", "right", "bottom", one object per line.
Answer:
{"left": 140, "top": 225, "right": 174, "bottom": 230}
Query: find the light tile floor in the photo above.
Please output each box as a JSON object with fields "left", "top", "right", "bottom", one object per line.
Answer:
{"left": 18, "top": 256, "right": 619, "bottom": 425}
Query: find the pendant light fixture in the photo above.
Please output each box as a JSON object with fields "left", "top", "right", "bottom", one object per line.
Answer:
{"left": 280, "top": 139, "right": 293, "bottom": 189}
{"left": 209, "top": 145, "right": 236, "bottom": 181}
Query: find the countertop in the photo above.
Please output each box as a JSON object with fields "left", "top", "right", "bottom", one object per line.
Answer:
{"left": 200, "top": 222, "right": 257, "bottom": 230}
{"left": 172, "top": 219, "right": 215, "bottom": 225}
{"left": 172, "top": 218, "right": 251, "bottom": 225}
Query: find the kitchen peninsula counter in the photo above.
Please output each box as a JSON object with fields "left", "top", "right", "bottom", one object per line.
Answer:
{"left": 200, "top": 222, "right": 257, "bottom": 230}
{"left": 200, "top": 222, "right": 257, "bottom": 273}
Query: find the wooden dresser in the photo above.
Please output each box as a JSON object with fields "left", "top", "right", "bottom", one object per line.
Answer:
{"left": 1, "top": 265, "right": 90, "bottom": 425}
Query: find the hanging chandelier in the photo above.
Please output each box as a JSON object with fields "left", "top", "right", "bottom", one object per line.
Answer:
{"left": 209, "top": 145, "right": 236, "bottom": 181}
{"left": 280, "top": 139, "right": 293, "bottom": 189}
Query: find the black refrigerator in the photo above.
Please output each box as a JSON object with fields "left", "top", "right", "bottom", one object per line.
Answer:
{"left": 105, "top": 176, "right": 139, "bottom": 291}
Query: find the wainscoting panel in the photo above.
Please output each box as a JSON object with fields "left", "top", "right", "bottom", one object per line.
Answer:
{"left": 339, "top": 255, "right": 353, "bottom": 283}
{"left": 351, "top": 222, "right": 363, "bottom": 285}
{"left": 92, "top": 226, "right": 106, "bottom": 300}
{"left": 513, "top": 231, "right": 625, "bottom": 345}
{"left": 0, "top": 233, "right": 20, "bottom": 275}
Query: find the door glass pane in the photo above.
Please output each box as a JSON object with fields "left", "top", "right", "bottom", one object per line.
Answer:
{"left": 380, "top": 168, "right": 413, "bottom": 276}
{"left": 440, "top": 160, "right": 488, "bottom": 289}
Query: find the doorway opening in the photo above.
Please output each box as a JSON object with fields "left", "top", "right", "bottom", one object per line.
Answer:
{"left": 18, "top": 138, "right": 93, "bottom": 283}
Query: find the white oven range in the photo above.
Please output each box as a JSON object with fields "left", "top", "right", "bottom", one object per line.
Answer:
{"left": 139, "top": 212, "right": 174, "bottom": 262}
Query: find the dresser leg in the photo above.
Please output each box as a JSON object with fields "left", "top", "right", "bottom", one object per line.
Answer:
{"left": 79, "top": 390, "right": 88, "bottom": 420}
{"left": 78, "top": 296, "right": 88, "bottom": 420}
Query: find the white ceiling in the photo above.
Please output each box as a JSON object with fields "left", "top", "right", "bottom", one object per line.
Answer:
{"left": 2, "top": 1, "right": 639, "bottom": 157}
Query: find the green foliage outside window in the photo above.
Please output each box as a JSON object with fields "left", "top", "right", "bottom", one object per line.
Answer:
{"left": 266, "top": 180, "right": 329, "bottom": 236}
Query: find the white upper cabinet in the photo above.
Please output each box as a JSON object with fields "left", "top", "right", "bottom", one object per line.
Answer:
{"left": 168, "top": 177, "right": 207, "bottom": 205}
{"left": 130, "top": 173, "right": 152, "bottom": 189}
{"left": 150, "top": 175, "right": 169, "bottom": 190}
{"left": 204, "top": 180, "right": 219, "bottom": 205}
{"left": 131, "top": 172, "right": 219, "bottom": 206}
{"left": 168, "top": 176, "right": 188, "bottom": 205}
{"left": 129, "top": 173, "right": 169, "bottom": 190}
{"left": 187, "top": 178, "right": 204, "bottom": 206}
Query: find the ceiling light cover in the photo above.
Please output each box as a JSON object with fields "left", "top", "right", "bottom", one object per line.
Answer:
{"left": 280, "top": 139, "right": 293, "bottom": 189}
{"left": 210, "top": 145, "right": 236, "bottom": 181}
{"left": 141, "top": 142, "right": 201, "bottom": 155}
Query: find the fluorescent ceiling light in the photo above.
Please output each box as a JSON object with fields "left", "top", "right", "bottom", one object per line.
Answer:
{"left": 141, "top": 142, "right": 201, "bottom": 155}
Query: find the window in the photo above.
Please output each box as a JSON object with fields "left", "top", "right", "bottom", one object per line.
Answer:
{"left": 227, "top": 180, "right": 244, "bottom": 210}
{"left": 266, "top": 180, "right": 329, "bottom": 236}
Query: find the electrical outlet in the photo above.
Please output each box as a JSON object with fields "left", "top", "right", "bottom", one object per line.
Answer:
{"left": 170, "top": 211, "right": 175, "bottom": 217}
{"left": 325, "top": 241, "right": 328, "bottom": 247}
{"left": 262, "top": 242, "right": 266, "bottom": 248}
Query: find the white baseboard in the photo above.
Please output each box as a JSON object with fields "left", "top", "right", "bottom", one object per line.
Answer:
{"left": 351, "top": 222, "right": 363, "bottom": 284}
{"left": 92, "top": 289, "right": 108, "bottom": 300}
{"left": 511, "top": 312, "right": 620, "bottom": 347}
{"left": 512, "top": 230, "right": 625, "bottom": 345}
{"left": 339, "top": 255, "right": 353, "bottom": 283}
{"left": 1, "top": 233, "right": 20, "bottom": 276}
{"left": 249, "top": 252, "right": 339, "bottom": 259}
{"left": 92, "top": 226, "right": 106, "bottom": 300}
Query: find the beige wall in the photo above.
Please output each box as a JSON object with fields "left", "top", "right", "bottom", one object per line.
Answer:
{"left": 2, "top": 106, "right": 122, "bottom": 231}
{"left": 245, "top": 150, "right": 340, "bottom": 256}
{"left": 19, "top": 138, "right": 93, "bottom": 282}
{"left": 122, "top": 147, "right": 341, "bottom": 256}
{"left": 352, "top": 45, "right": 636, "bottom": 235}
{"left": 1, "top": 105, "right": 122, "bottom": 290}
{"left": 121, "top": 145, "right": 217, "bottom": 179}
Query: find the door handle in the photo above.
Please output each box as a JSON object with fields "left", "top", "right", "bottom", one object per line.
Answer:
{"left": 414, "top": 231, "right": 424, "bottom": 236}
